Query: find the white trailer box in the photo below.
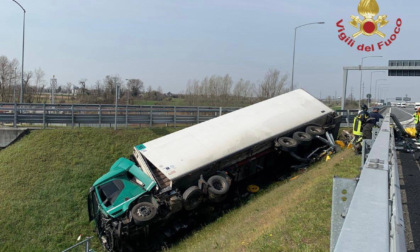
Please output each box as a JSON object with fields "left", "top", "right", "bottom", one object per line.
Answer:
{"left": 134, "top": 89, "right": 336, "bottom": 189}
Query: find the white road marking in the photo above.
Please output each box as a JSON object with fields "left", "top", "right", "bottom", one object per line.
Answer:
{"left": 395, "top": 107, "right": 415, "bottom": 117}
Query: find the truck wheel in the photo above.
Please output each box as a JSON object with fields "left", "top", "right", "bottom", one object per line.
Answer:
{"left": 305, "top": 126, "right": 325, "bottom": 136}
{"left": 208, "top": 175, "right": 230, "bottom": 195}
{"left": 183, "top": 186, "right": 203, "bottom": 211}
{"left": 293, "top": 131, "right": 313, "bottom": 146}
{"left": 132, "top": 202, "right": 157, "bottom": 225}
{"left": 276, "top": 137, "right": 298, "bottom": 152}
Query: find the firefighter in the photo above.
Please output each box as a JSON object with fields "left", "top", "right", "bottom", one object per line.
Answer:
{"left": 353, "top": 104, "right": 369, "bottom": 153}
{"left": 414, "top": 107, "right": 420, "bottom": 140}
{"left": 370, "top": 107, "right": 384, "bottom": 126}
{"left": 358, "top": 104, "right": 370, "bottom": 124}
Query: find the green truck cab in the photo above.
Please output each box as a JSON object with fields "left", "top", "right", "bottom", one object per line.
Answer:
{"left": 88, "top": 158, "right": 157, "bottom": 250}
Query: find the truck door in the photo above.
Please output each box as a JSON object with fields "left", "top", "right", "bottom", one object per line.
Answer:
{"left": 88, "top": 187, "right": 99, "bottom": 222}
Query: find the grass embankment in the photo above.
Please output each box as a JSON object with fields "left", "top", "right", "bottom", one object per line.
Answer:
{"left": 0, "top": 127, "right": 179, "bottom": 251}
{"left": 0, "top": 127, "right": 360, "bottom": 251}
{"left": 167, "top": 149, "right": 361, "bottom": 252}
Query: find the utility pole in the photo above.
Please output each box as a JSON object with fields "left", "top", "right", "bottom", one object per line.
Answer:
{"left": 50, "top": 75, "right": 57, "bottom": 104}
{"left": 13, "top": 67, "right": 17, "bottom": 103}
{"left": 115, "top": 83, "right": 120, "bottom": 130}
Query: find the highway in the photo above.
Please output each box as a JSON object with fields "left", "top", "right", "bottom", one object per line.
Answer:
{"left": 391, "top": 106, "right": 416, "bottom": 124}
{"left": 390, "top": 106, "right": 419, "bottom": 251}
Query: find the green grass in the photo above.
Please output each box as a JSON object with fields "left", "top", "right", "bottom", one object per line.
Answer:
{"left": 0, "top": 127, "right": 179, "bottom": 251}
{"left": 166, "top": 149, "right": 361, "bottom": 252}
{"left": 131, "top": 98, "right": 187, "bottom": 106}
{"left": 0, "top": 128, "right": 361, "bottom": 251}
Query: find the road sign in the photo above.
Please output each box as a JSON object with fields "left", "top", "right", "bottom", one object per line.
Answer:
{"left": 403, "top": 97, "right": 411, "bottom": 101}
{"left": 389, "top": 60, "right": 420, "bottom": 76}
{"left": 396, "top": 97, "right": 402, "bottom": 101}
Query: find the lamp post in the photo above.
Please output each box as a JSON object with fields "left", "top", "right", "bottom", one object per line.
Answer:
{"left": 369, "top": 71, "right": 385, "bottom": 107}
{"left": 291, "top": 21, "right": 324, "bottom": 91}
{"left": 374, "top": 79, "right": 387, "bottom": 103}
{"left": 13, "top": 67, "right": 17, "bottom": 103}
{"left": 50, "top": 76, "right": 57, "bottom": 104}
{"left": 358, "top": 56, "right": 382, "bottom": 107}
{"left": 115, "top": 82, "right": 120, "bottom": 130}
{"left": 125, "top": 79, "right": 130, "bottom": 105}
{"left": 377, "top": 84, "right": 389, "bottom": 103}
{"left": 368, "top": 71, "right": 385, "bottom": 107}
{"left": 11, "top": 0, "right": 26, "bottom": 104}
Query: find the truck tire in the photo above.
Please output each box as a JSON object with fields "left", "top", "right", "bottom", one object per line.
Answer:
{"left": 276, "top": 137, "right": 298, "bottom": 152}
{"left": 207, "top": 175, "right": 230, "bottom": 195}
{"left": 183, "top": 186, "right": 203, "bottom": 211}
{"left": 293, "top": 131, "right": 313, "bottom": 146}
{"left": 305, "top": 126, "right": 325, "bottom": 136}
{"left": 132, "top": 202, "right": 157, "bottom": 225}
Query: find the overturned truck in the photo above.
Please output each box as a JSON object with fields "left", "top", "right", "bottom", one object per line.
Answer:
{"left": 87, "top": 89, "right": 342, "bottom": 251}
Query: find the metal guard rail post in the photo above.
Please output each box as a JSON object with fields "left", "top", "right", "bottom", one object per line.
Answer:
{"left": 330, "top": 112, "right": 406, "bottom": 252}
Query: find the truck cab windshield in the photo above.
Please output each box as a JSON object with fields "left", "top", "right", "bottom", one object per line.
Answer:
{"left": 98, "top": 179, "right": 125, "bottom": 207}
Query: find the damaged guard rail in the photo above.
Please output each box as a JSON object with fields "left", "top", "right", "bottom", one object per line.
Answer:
{"left": 330, "top": 113, "right": 406, "bottom": 252}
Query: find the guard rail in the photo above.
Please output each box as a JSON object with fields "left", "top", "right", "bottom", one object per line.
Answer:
{"left": 0, "top": 103, "right": 358, "bottom": 128}
{"left": 330, "top": 113, "right": 406, "bottom": 252}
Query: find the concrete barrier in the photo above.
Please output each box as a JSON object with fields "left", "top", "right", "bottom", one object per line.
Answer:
{"left": 0, "top": 128, "right": 28, "bottom": 148}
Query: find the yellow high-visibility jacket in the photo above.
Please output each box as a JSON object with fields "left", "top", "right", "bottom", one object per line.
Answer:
{"left": 353, "top": 116, "right": 363, "bottom": 136}
{"left": 413, "top": 112, "right": 420, "bottom": 124}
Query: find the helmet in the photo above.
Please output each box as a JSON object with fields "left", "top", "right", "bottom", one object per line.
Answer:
{"left": 361, "top": 104, "right": 368, "bottom": 111}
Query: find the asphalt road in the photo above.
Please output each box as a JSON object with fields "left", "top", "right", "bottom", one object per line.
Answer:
{"left": 391, "top": 106, "right": 415, "bottom": 123}
{"left": 391, "top": 107, "right": 419, "bottom": 251}
{"left": 399, "top": 151, "right": 420, "bottom": 251}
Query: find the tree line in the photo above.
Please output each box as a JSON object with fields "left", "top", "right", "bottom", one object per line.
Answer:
{"left": 185, "top": 69, "right": 289, "bottom": 107}
{"left": 0, "top": 55, "right": 290, "bottom": 106}
{"left": 0, "top": 55, "right": 164, "bottom": 104}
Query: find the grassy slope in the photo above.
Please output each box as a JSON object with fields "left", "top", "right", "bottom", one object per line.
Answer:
{"left": 0, "top": 128, "right": 360, "bottom": 251}
{"left": 167, "top": 149, "right": 360, "bottom": 252}
{"left": 0, "top": 127, "right": 178, "bottom": 251}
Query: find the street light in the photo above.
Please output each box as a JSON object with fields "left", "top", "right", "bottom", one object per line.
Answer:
{"left": 11, "top": 0, "right": 26, "bottom": 104}
{"left": 358, "top": 56, "right": 382, "bottom": 107}
{"left": 291, "top": 21, "right": 325, "bottom": 91}
{"left": 115, "top": 82, "right": 120, "bottom": 130}
{"left": 374, "top": 79, "right": 387, "bottom": 103}
{"left": 13, "top": 67, "right": 17, "bottom": 103}
{"left": 125, "top": 79, "right": 130, "bottom": 105}
{"left": 369, "top": 71, "right": 385, "bottom": 107}
{"left": 378, "top": 85, "right": 389, "bottom": 102}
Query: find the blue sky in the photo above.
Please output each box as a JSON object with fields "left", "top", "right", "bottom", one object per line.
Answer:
{"left": 1, "top": 0, "right": 419, "bottom": 101}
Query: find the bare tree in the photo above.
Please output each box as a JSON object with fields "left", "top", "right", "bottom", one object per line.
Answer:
{"left": 23, "top": 71, "right": 33, "bottom": 102}
{"left": 0, "top": 56, "right": 10, "bottom": 101}
{"left": 34, "top": 68, "right": 46, "bottom": 102}
{"left": 103, "top": 75, "right": 122, "bottom": 102}
{"left": 257, "top": 69, "right": 288, "bottom": 100}
{"left": 79, "top": 79, "right": 87, "bottom": 95}
{"left": 0, "top": 56, "right": 20, "bottom": 102}
{"left": 65, "top": 82, "right": 72, "bottom": 94}
{"left": 126, "top": 79, "right": 144, "bottom": 97}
